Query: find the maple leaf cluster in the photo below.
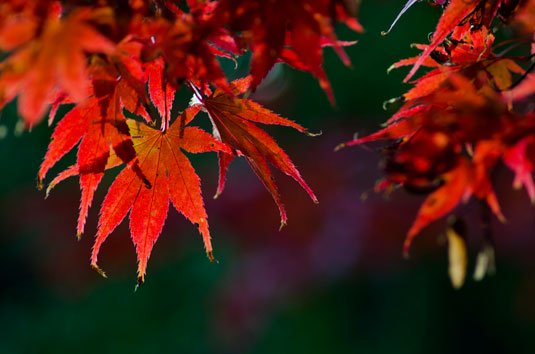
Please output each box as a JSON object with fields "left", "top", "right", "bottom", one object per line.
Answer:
{"left": 1, "top": 0, "right": 534, "bottom": 286}
{"left": 338, "top": 0, "right": 535, "bottom": 286}
{"left": 0, "top": 0, "right": 361, "bottom": 283}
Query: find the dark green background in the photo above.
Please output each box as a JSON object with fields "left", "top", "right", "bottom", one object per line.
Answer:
{"left": 1, "top": 2, "right": 534, "bottom": 353}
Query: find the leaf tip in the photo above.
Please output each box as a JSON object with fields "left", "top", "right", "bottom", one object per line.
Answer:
{"left": 44, "top": 184, "right": 55, "bottom": 199}
{"left": 136, "top": 275, "right": 145, "bottom": 288}
{"left": 497, "top": 213, "right": 507, "bottom": 224}
{"left": 36, "top": 178, "right": 43, "bottom": 191}
{"left": 91, "top": 263, "right": 107, "bottom": 279}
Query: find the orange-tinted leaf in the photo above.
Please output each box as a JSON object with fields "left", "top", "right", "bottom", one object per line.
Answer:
{"left": 0, "top": 8, "right": 115, "bottom": 125}
{"left": 91, "top": 117, "right": 230, "bottom": 283}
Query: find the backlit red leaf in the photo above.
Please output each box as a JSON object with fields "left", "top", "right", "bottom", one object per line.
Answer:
{"left": 193, "top": 78, "right": 318, "bottom": 227}
{"left": 91, "top": 115, "right": 230, "bottom": 283}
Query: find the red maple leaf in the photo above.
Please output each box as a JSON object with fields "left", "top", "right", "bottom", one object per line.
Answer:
{"left": 190, "top": 77, "right": 319, "bottom": 228}
{"left": 90, "top": 112, "right": 230, "bottom": 283}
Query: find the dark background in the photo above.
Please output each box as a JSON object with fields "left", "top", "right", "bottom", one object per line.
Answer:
{"left": 1, "top": 2, "right": 534, "bottom": 353}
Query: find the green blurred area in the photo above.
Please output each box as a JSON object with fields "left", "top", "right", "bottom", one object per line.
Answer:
{"left": 2, "top": 255, "right": 534, "bottom": 354}
{"left": 1, "top": 2, "right": 534, "bottom": 354}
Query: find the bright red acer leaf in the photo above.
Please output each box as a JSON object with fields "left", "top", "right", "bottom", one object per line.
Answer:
{"left": 90, "top": 114, "right": 230, "bottom": 283}
{"left": 191, "top": 78, "right": 319, "bottom": 228}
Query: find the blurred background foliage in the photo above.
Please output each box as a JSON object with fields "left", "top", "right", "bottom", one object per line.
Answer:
{"left": 1, "top": 1, "right": 534, "bottom": 353}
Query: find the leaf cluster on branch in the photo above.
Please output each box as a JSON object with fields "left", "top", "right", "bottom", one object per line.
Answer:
{"left": 338, "top": 0, "right": 534, "bottom": 287}
{"left": 0, "top": 0, "right": 359, "bottom": 283}
{"left": 0, "top": 0, "right": 533, "bottom": 285}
